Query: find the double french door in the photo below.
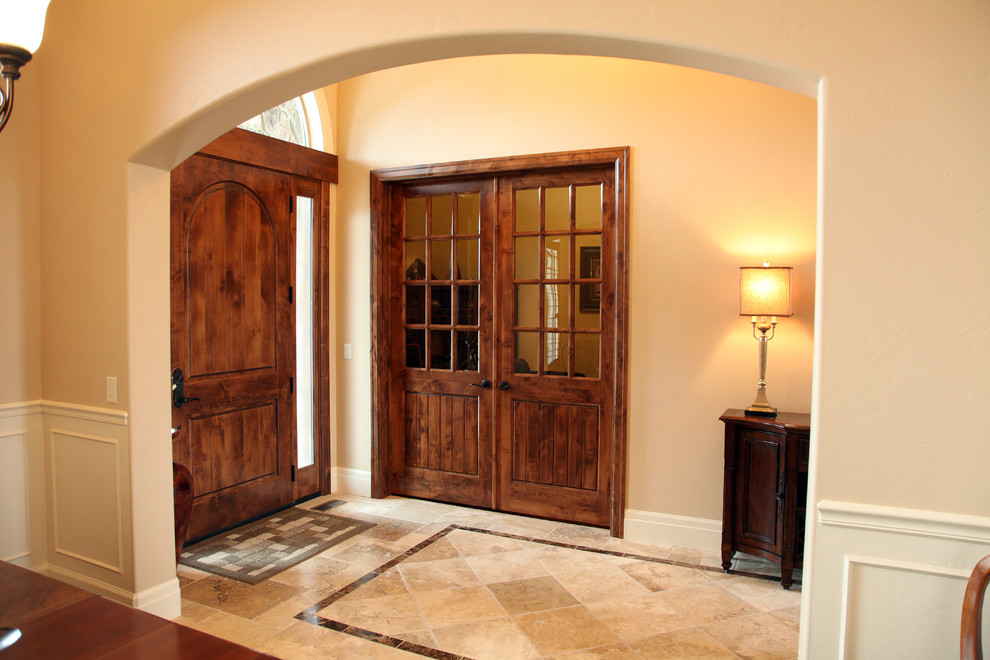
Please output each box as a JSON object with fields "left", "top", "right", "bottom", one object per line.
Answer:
{"left": 373, "top": 149, "right": 628, "bottom": 532}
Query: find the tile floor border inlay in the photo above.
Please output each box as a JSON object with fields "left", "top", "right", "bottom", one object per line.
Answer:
{"left": 291, "top": 523, "right": 797, "bottom": 659}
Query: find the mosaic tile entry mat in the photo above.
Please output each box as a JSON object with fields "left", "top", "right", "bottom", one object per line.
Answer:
{"left": 180, "top": 508, "right": 373, "bottom": 584}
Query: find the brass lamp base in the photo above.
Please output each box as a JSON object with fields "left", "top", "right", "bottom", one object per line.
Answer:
{"left": 745, "top": 320, "right": 778, "bottom": 417}
{"left": 745, "top": 386, "right": 777, "bottom": 417}
{"left": 745, "top": 405, "right": 778, "bottom": 418}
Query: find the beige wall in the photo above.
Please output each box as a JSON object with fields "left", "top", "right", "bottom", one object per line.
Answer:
{"left": 333, "top": 55, "right": 817, "bottom": 520}
{"left": 0, "top": 62, "right": 42, "bottom": 404}
{"left": 0, "top": 0, "right": 986, "bottom": 653}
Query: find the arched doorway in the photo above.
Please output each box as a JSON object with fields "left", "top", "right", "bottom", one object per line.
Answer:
{"left": 126, "top": 33, "right": 820, "bottom": 624}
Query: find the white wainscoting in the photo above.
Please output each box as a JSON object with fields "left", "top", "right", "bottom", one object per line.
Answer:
{"left": 0, "top": 429, "right": 30, "bottom": 561}
{"left": 0, "top": 402, "right": 44, "bottom": 567}
{"left": 805, "top": 500, "right": 990, "bottom": 659}
{"left": 50, "top": 429, "right": 124, "bottom": 573}
{"left": 40, "top": 401, "right": 136, "bottom": 604}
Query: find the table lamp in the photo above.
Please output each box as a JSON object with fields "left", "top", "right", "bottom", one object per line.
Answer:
{"left": 739, "top": 263, "right": 792, "bottom": 417}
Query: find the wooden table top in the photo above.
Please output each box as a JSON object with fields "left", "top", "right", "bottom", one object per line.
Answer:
{"left": 0, "top": 561, "right": 275, "bottom": 659}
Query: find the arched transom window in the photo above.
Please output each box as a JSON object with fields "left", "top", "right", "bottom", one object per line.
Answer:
{"left": 239, "top": 91, "right": 324, "bottom": 150}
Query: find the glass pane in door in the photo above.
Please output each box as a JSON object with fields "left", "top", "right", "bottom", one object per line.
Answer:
{"left": 406, "top": 329, "right": 425, "bottom": 368}
{"left": 431, "top": 240, "right": 452, "bottom": 280}
{"left": 457, "top": 193, "right": 480, "bottom": 234}
{"left": 515, "top": 284, "right": 539, "bottom": 327}
{"left": 544, "top": 236, "right": 570, "bottom": 280}
{"left": 515, "top": 189, "right": 540, "bottom": 232}
{"left": 575, "top": 285, "right": 601, "bottom": 328}
{"left": 545, "top": 186, "right": 570, "bottom": 231}
{"left": 456, "top": 331, "right": 479, "bottom": 371}
{"left": 456, "top": 238, "right": 479, "bottom": 280}
{"left": 295, "top": 195, "right": 315, "bottom": 468}
{"left": 575, "top": 185, "right": 602, "bottom": 230}
{"left": 405, "top": 241, "right": 426, "bottom": 280}
{"left": 574, "top": 334, "right": 600, "bottom": 379}
{"left": 543, "top": 284, "right": 569, "bottom": 328}
{"left": 406, "top": 286, "right": 426, "bottom": 324}
{"left": 431, "top": 194, "right": 453, "bottom": 235}
{"left": 431, "top": 286, "right": 452, "bottom": 325}
{"left": 544, "top": 332, "right": 569, "bottom": 375}
{"left": 515, "top": 331, "right": 539, "bottom": 374}
{"left": 430, "top": 330, "right": 451, "bottom": 369}
{"left": 457, "top": 285, "right": 479, "bottom": 325}
{"left": 514, "top": 237, "right": 539, "bottom": 279}
{"left": 406, "top": 197, "right": 427, "bottom": 236}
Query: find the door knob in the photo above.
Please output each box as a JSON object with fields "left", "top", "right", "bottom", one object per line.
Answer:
{"left": 469, "top": 379, "right": 492, "bottom": 390}
{"left": 498, "top": 380, "right": 512, "bottom": 391}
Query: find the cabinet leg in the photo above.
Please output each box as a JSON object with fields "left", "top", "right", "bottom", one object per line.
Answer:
{"left": 781, "top": 564, "right": 794, "bottom": 590}
{"left": 721, "top": 549, "right": 734, "bottom": 572}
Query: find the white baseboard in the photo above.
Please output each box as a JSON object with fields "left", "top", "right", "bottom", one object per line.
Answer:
{"left": 333, "top": 466, "right": 372, "bottom": 497}
{"left": 133, "top": 576, "right": 182, "bottom": 619}
{"left": 623, "top": 508, "right": 721, "bottom": 553}
{"left": 45, "top": 563, "right": 134, "bottom": 606}
{"left": 44, "top": 564, "right": 181, "bottom": 619}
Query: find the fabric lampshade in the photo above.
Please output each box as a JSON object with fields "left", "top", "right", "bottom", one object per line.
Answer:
{"left": 739, "top": 266, "right": 792, "bottom": 317}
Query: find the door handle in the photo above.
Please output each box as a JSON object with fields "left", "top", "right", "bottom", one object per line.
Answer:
{"left": 469, "top": 379, "right": 491, "bottom": 390}
{"left": 171, "top": 368, "right": 200, "bottom": 408}
{"left": 498, "top": 380, "right": 512, "bottom": 391}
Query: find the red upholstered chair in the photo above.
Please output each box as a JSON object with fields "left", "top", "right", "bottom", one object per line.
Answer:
{"left": 962, "top": 554, "right": 990, "bottom": 660}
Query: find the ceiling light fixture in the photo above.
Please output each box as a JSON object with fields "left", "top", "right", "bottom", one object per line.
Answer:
{"left": 0, "top": 0, "right": 51, "bottom": 134}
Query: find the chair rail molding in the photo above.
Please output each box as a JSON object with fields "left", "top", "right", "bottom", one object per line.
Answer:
{"left": 819, "top": 499, "right": 990, "bottom": 544}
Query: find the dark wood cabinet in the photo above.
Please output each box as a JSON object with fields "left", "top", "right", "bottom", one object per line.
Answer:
{"left": 720, "top": 408, "right": 810, "bottom": 589}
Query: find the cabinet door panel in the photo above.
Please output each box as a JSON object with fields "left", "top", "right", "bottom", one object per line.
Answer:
{"left": 734, "top": 430, "right": 783, "bottom": 551}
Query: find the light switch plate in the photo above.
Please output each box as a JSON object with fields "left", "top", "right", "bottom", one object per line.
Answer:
{"left": 344, "top": 344, "right": 352, "bottom": 360}
{"left": 106, "top": 376, "right": 118, "bottom": 403}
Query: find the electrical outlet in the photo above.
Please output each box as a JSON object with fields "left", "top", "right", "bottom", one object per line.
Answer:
{"left": 344, "top": 343, "right": 352, "bottom": 360}
{"left": 106, "top": 376, "right": 118, "bottom": 403}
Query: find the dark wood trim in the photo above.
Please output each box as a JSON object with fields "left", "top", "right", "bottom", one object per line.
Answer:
{"left": 316, "top": 179, "right": 334, "bottom": 495}
{"left": 370, "top": 147, "right": 630, "bottom": 536}
{"left": 371, "top": 147, "right": 624, "bottom": 184}
{"left": 369, "top": 170, "right": 391, "bottom": 499}
{"left": 197, "top": 127, "right": 338, "bottom": 183}
{"left": 610, "top": 148, "right": 629, "bottom": 538}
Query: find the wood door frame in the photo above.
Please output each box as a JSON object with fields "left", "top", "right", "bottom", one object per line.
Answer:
{"left": 191, "top": 128, "right": 338, "bottom": 497}
{"left": 370, "top": 147, "right": 629, "bottom": 536}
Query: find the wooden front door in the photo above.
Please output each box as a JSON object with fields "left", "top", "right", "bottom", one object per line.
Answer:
{"left": 374, "top": 149, "right": 628, "bottom": 533}
{"left": 172, "top": 129, "right": 337, "bottom": 543}
{"left": 171, "top": 154, "right": 295, "bottom": 541}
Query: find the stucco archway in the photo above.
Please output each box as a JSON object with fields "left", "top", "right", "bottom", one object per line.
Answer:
{"left": 125, "top": 30, "right": 822, "bottom": 632}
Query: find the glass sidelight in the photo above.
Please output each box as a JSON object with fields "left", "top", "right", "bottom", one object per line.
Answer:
{"left": 296, "top": 195, "right": 315, "bottom": 469}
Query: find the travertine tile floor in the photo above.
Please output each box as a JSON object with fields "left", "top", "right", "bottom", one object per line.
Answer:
{"left": 176, "top": 494, "right": 801, "bottom": 659}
